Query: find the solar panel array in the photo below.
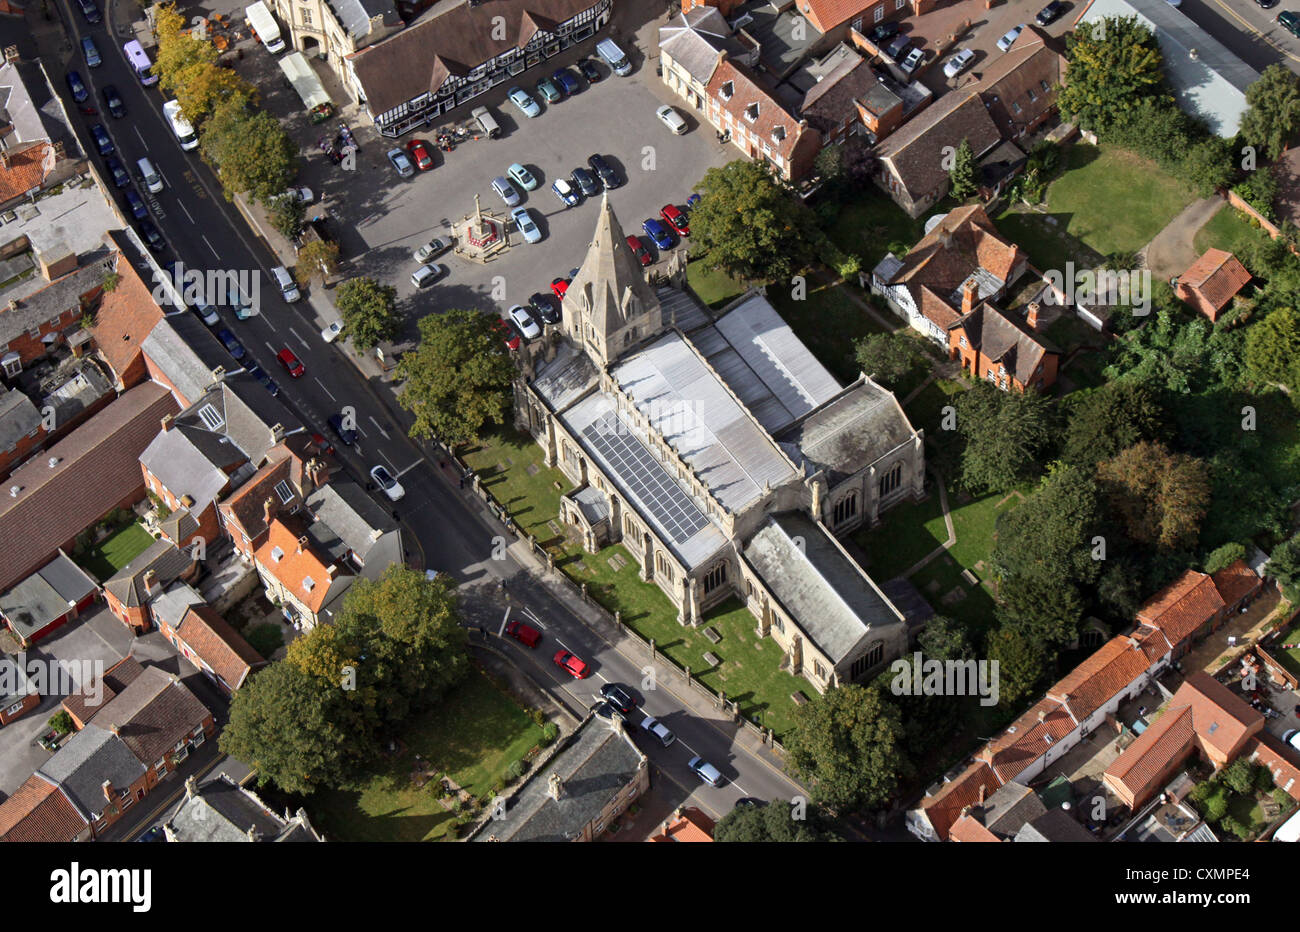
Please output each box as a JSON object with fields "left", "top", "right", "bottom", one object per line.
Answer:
{"left": 582, "top": 411, "right": 709, "bottom": 544}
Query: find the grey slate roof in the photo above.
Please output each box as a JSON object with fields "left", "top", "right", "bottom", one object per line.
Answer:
{"left": 38, "top": 723, "right": 146, "bottom": 818}
{"left": 1014, "top": 807, "right": 1098, "bottom": 842}
{"left": 149, "top": 582, "right": 204, "bottom": 631}
{"left": 0, "top": 655, "right": 35, "bottom": 704}
{"left": 165, "top": 773, "right": 322, "bottom": 841}
{"left": 572, "top": 485, "right": 609, "bottom": 524}
{"left": 744, "top": 512, "right": 905, "bottom": 664}
{"left": 325, "top": 0, "right": 398, "bottom": 40}
{"left": 0, "top": 248, "right": 114, "bottom": 348}
{"left": 0, "top": 387, "right": 42, "bottom": 453}
{"left": 980, "top": 781, "right": 1048, "bottom": 837}
{"left": 563, "top": 195, "right": 660, "bottom": 341}
{"left": 474, "top": 717, "right": 645, "bottom": 842}
{"left": 304, "top": 481, "right": 400, "bottom": 579}
{"left": 0, "top": 552, "right": 97, "bottom": 639}
{"left": 658, "top": 5, "right": 754, "bottom": 85}
{"left": 139, "top": 314, "right": 229, "bottom": 407}
{"left": 103, "top": 539, "right": 193, "bottom": 608}
{"left": 139, "top": 424, "right": 243, "bottom": 514}
{"left": 777, "top": 379, "right": 917, "bottom": 485}
{"left": 172, "top": 376, "right": 303, "bottom": 468}
{"left": 531, "top": 340, "right": 598, "bottom": 412}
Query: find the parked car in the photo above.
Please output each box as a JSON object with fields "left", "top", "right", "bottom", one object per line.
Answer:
{"left": 90, "top": 123, "right": 114, "bottom": 156}
{"left": 492, "top": 315, "right": 522, "bottom": 351}
{"left": 386, "top": 147, "right": 414, "bottom": 177}
{"left": 552, "top": 67, "right": 581, "bottom": 95}
{"left": 626, "top": 235, "right": 652, "bottom": 267}
{"left": 101, "top": 84, "right": 126, "bottom": 119}
{"left": 1280, "top": 10, "right": 1300, "bottom": 37}
{"left": 406, "top": 139, "right": 434, "bottom": 171}
{"left": 507, "top": 162, "right": 538, "bottom": 190}
{"left": 276, "top": 348, "right": 305, "bottom": 378}
{"left": 551, "top": 177, "right": 580, "bottom": 207}
{"left": 868, "top": 20, "right": 899, "bottom": 44}
{"left": 511, "top": 207, "right": 541, "bottom": 244}
{"left": 687, "top": 756, "right": 725, "bottom": 787}
{"left": 327, "top": 412, "right": 357, "bottom": 445}
{"left": 884, "top": 34, "right": 911, "bottom": 61}
{"left": 135, "top": 826, "right": 165, "bottom": 843}
{"left": 76, "top": 0, "right": 101, "bottom": 23}
{"left": 656, "top": 105, "right": 687, "bottom": 134}
{"left": 190, "top": 298, "right": 219, "bottom": 326}
{"left": 1284, "top": 729, "right": 1300, "bottom": 751}
{"left": 104, "top": 157, "right": 129, "bottom": 188}
{"left": 1256, "top": 0, "right": 1278, "bottom": 8}
{"left": 600, "top": 683, "right": 637, "bottom": 715}
{"left": 587, "top": 152, "right": 621, "bottom": 188}
{"left": 507, "top": 85, "right": 541, "bottom": 118}
{"left": 283, "top": 186, "right": 315, "bottom": 204}
{"left": 551, "top": 277, "right": 570, "bottom": 300}
{"left": 642, "top": 218, "right": 673, "bottom": 250}
{"left": 66, "top": 71, "right": 88, "bottom": 103}
{"left": 536, "top": 76, "right": 562, "bottom": 102}
{"left": 508, "top": 303, "right": 541, "bottom": 339}
{"left": 370, "top": 464, "right": 405, "bottom": 502}
{"left": 123, "top": 188, "right": 148, "bottom": 220}
{"left": 138, "top": 219, "right": 165, "bottom": 252}
{"left": 321, "top": 320, "right": 344, "bottom": 343}
{"left": 411, "top": 263, "right": 446, "bottom": 287}
{"left": 997, "top": 24, "right": 1026, "bottom": 52}
{"left": 943, "top": 48, "right": 976, "bottom": 79}
{"left": 899, "top": 47, "right": 925, "bottom": 75}
{"left": 414, "top": 237, "right": 451, "bottom": 262}
{"left": 247, "top": 364, "right": 280, "bottom": 397}
{"left": 640, "top": 716, "right": 676, "bottom": 747}
{"left": 1035, "top": 1, "right": 1068, "bottom": 26}
{"left": 216, "top": 328, "right": 245, "bottom": 360}
{"left": 491, "top": 175, "right": 520, "bottom": 207}
{"left": 81, "top": 36, "right": 101, "bottom": 68}
{"left": 505, "top": 620, "right": 541, "bottom": 647}
{"left": 660, "top": 204, "right": 689, "bottom": 236}
{"left": 528, "top": 292, "right": 561, "bottom": 324}
{"left": 571, "top": 167, "right": 600, "bottom": 198}
{"left": 577, "top": 58, "right": 602, "bottom": 82}
{"left": 553, "top": 649, "right": 589, "bottom": 678}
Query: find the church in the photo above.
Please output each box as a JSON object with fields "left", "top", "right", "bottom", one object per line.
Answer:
{"left": 513, "top": 196, "right": 928, "bottom": 693}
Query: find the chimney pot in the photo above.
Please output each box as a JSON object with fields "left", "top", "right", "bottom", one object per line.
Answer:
{"left": 961, "top": 280, "right": 978, "bottom": 315}
{"left": 297, "top": 535, "right": 308, "bottom": 554}
{"left": 102, "top": 779, "right": 114, "bottom": 802}
{"left": 1026, "top": 301, "right": 1041, "bottom": 329}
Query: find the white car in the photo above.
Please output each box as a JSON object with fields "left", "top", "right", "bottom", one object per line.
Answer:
{"left": 370, "top": 465, "right": 405, "bottom": 502}
{"left": 639, "top": 715, "right": 676, "bottom": 747}
{"left": 997, "top": 24, "right": 1025, "bottom": 52}
{"left": 320, "top": 320, "right": 343, "bottom": 343}
{"left": 411, "top": 263, "right": 445, "bottom": 287}
{"left": 656, "top": 105, "right": 687, "bottom": 135}
{"left": 414, "top": 237, "right": 451, "bottom": 262}
{"left": 511, "top": 207, "right": 542, "bottom": 244}
{"left": 899, "top": 47, "right": 925, "bottom": 74}
{"left": 507, "top": 304, "right": 541, "bottom": 340}
{"left": 284, "top": 186, "right": 315, "bottom": 205}
{"left": 943, "top": 48, "right": 976, "bottom": 79}
{"left": 1284, "top": 729, "right": 1300, "bottom": 752}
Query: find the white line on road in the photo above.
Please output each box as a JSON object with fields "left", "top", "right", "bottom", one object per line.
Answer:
{"left": 134, "top": 126, "right": 149, "bottom": 147}
{"left": 522, "top": 607, "right": 545, "bottom": 628}
{"left": 354, "top": 424, "right": 367, "bottom": 438}
{"left": 178, "top": 201, "right": 195, "bottom": 224}
{"left": 354, "top": 443, "right": 363, "bottom": 456}
{"left": 369, "top": 416, "right": 391, "bottom": 440}
{"left": 314, "top": 377, "right": 336, "bottom": 401}
{"left": 396, "top": 460, "right": 421, "bottom": 478}
{"left": 289, "top": 327, "right": 306, "bottom": 345}
{"left": 202, "top": 235, "right": 219, "bottom": 258}
{"left": 498, "top": 607, "right": 511, "bottom": 636}
{"left": 264, "top": 341, "right": 276, "bottom": 353}
{"left": 379, "top": 450, "right": 398, "bottom": 473}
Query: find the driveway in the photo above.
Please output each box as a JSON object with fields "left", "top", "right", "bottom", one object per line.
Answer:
{"left": 1142, "top": 196, "right": 1225, "bottom": 281}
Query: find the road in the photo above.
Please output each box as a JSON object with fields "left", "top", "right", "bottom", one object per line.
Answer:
{"left": 51, "top": 0, "right": 806, "bottom": 826}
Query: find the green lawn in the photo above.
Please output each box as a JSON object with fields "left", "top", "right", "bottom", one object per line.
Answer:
{"left": 853, "top": 492, "right": 947, "bottom": 580}
{"left": 686, "top": 257, "right": 747, "bottom": 309}
{"left": 767, "top": 280, "right": 891, "bottom": 384}
{"left": 902, "top": 377, "right": 966, "bottom": 443}
{"left": 76, "top": 522, "right": 154, "bottom": 581}
{"left": 461, "top": 428, "right": 815, "bottom": 738}
{"left": 1193, "top": 203, "right": 1273, "bottom": 258}
{"left": 825, "top": 187, "right": 933, "bottom": 269}
{"left": 308, "top": 668, "right": 543, "bottom": 842}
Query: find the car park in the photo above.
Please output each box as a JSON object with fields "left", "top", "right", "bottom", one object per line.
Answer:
{"left": 868, "top": 21, "right": 899, "bottom": 43}
{"left": 552, "top": 67, "right": 581, "bottom": 94}
{"left": 412, "top": 263, "right": 446, "bottom": 287}
{"left": 321, "top": 320, "right": 344, "bottom": 343}
{"left": 276, "top": 348, "right": 305, "bottom": 378}
{"left": 687, "top": 756, "right": 725, "bottom": 787}
{"left": 508, "top": 85, "right": 541, "bottom": 118}
{"left": 327, "top": 412, "right": 357, "bottom": 445}
{"left": 76, "top": 0, "right": 101, "bottom": 23}
{"left": 66, "top": 71, "right": 88, "bottom": 103}
{"left": 102, "top": 85, "right": 126, "bottom": 119}
{"left": 571, "top": 167, "right": 600, "bottom": 198}
{"left": 656, "top": 105, "right": 687, "bottom": 134}
{"left": 551, "top": 177, "right": 580, "bottom": 207}
{"left": 626, "top": 235, "right": 652, "bottom": 267}
{"left": 386, "top": 148, "right": 414, "bottom": 177}
{"left": 123, "top": 188, "right": 148, "bottom": 220}
{"left": 640, "top": 716, "right": 676, "bottom": 747}
{"left": 528, "top": 292, "right": 561, "bottom": 324}
{"left": 414, "top": 237, "right": 451, "bottom": 262}
{"left": 997, "top": 25, "right": 1025, "bottom": 52}
{"left": 190, "top": 298, "right": 219, "bottom": 326}
{"left": 90, "top": 124, "right": 114, "bottom": 156}
{"left": 512, "top": 207, "right": 542, "bottom": 243}
{"left": 138, "top": 219, "right": 165, "bottom": 252}
{"left": 600, "top": 684, "right": 637, "bottom": 715}
{"left": 505, "top": 620, "right": 542, "bottom": 648}
{"left": 104, "top": 157, "right": 129, "bottom": 188}
{"left": 370, "top": 465, "right": 405, "bottom": 501}
{"left": 248, "top": 364, "right": 280, "bottom": 396}
{"left": 82, "top": 36, "right": 101, "bottom": 68}
{"left": 492, "top": 316, "right": 522, "bottom": 351}
{"left": 491, "top": 176, "right": 520, "bottom": 207}
{"left": 507, "top": 162, "right": 538, "bottom": 190}
{"left": 472, "top": 106, "right": 501, "bottom": 138}
{"left": 1036, "top": 1, "right": 1067, "bottom": 26}
{"left": 577, "top": 58, "right": 602, "bottom": 83}
{"left": 587, "top": 153, "right": 621, "bottom": 188}
{"left": 508, "top": 303, "right": 542, "bottom": 339}
{"left": 536, "top": 76, "right": 562, "bottom": 102}
{"left": 553, "top": 649, "right": 590, "bottom": 678}
{"left": 406, "top": 139, "right": 434, "bottom": 171}
{"left": 216, "top": 328, "right": 245, "bottom": 360}
{"left": 899, "top": 47, "right": 925, "bottom": 75}
{"left": 642, "top": 218, "right": 673, "bottom": 250}
{"left": 943, "top": 48, "right": 976, "bottom": 79}
{"left": 660, "top": 204, "right": 689, "bottom": 236}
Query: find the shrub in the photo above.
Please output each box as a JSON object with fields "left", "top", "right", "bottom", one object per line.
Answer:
{"left": 530, "top": 708, "right": 546, "bottom": 727}
{"left": 505, "top": 759, "right": 528, "bottom": 782}
{"left": 539, "top": 722, "right": 559, "bottom": 747}
{"left": 246, "top": 622, "right": 284, "bottom": 659}
{"left": 48, "top": 711, "right": 74, "bottom": 734}
{"left": 1222, "top": 759, "right": 1257, "bottom": 796}
{"left": 1221, "top": 815, "right": 1253, "bottom": 840}
{"left": 1273, "top": 788, "right": 1293, "bottom": 808}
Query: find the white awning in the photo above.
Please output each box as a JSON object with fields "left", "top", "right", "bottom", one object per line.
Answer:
{"left": 278, "top": 52, "right": 331, "bottom": 112}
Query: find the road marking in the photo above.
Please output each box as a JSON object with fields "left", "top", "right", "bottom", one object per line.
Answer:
{"left": 1209, "top": 0, "right": 1300, "bottom": 64}
{"left": 134, "top": 126, "right": 148, "bottom": 147}
{"left": 379, "top": 450, "right": 398, "bottom": 472}
{"left": 178, "top": 201, "right": 195, "bottom": 224}
{"left": 369, "top": 416, "right": 391, "bottom": 440}
{"left": 264, "top": 341, "right": 276, "bottom": 353}
{"left": 289, "top": 326, "right": 306, "bottom": 345}
{"left": 354, "top": 423, "right": 367, "bottom": 438}
{"left": 396, "top": 459, "right": 421, "bottom": 478}
{"left": 202, "top": 235, "right": 219, "bottom": 258}
{"left": 314, "top": 377, "right": 336, "bottom": 401}
{"left": 522, "top": 606, "right": 545, "bottom": 628}
{"left": 498, "top": 607, "right": 511, "bottom": 636}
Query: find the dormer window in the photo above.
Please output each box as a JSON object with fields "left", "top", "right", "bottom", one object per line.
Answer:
{"left": 1040, "top": 80, "right": 1050, "bottom": 93}
{"left": 771, "top": 125, "right": 786, "bottom": 143}
{"left": 303, "top": 576, "right": 315, "bottom": 592}
{"left": 271, "top": 546, "right": 284, "bottom": 562}
{"left": 720, "top": 80, "right": 734, "bottom": 100}
{"left": 1026, "top": 87, "right": 1037, "bottom": 102}
{"left": 745, "top": 102, "right": 759, "bottom": 122}
{"left": 197, "top": 404, "right": 224, "bottom": 431}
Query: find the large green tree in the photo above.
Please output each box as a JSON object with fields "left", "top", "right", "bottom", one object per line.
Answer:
{"left": 1240, "top": 64, "right": 1300, "bottom": 160}
{"left": 953, "top": 380, "right": 1056, "bottom": 493}
{"left": 397, "top": 309, "right": 516, "bottom": 446}
{"left": 1243, "top": 306, "right": 1300, "bottom": 393}
{"left": 201, "top": 102, "right": 297, "bottom": 203}
{"left": 784, "top": 683, "right": 907, "bottom": 812}
{"left": 853, "top": 331, "right": 929, "bottom": 390}
{"left": 714, "top": 801, "right": 843, "bottom": 842}
{"left": 1096, "top": 441, "right": 1210, "bottom": 550}
{"left": 690, "top": 159, "right": 822, "bottom": 283}
{"left": 1060, "top": 378, "right": 1170, "bottom": 470}
{"left": 986, "top": 628, "right": 1052, "bottom": 710}
{"left": 1269, "top": 536, "right": 1300, "bottom": 602}
{"left": 335, "top": 277, "right": 401, "bottom": 351}
{"left": 1057, "top": 15, "right": 1168, "bottom": 134}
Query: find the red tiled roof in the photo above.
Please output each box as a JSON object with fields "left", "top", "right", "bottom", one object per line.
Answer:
{"left": 1103, "top": 705, "right": 1195, "bottom": 803}
{"left": 254, "top": 517, "right": 338, "bottom": 613}
{"left": 176, "top": 604, "right": 264, "bottom": 690}
{"left": 1247, "top": 733, "right": 1300, "bottom": 800}
{"left": 218, "top": 445, "right": 300, "bottom": 543}
{"left": 981, "top": 698, "right": 1077, "bottom": 784}
{"left": 1134, "top": 625, "right": 1173, "bottom": 665}
{"left": 0, "top": 773, "right": 88, "bottom": 842}
{"left": 1047, "top": 636, "right": 1152, "bottom": 722}
{"left": 875, "top": 91, "right": 1001, "bottom": 203}
{"left": 706, "top": 59, "right": 819, "bottom": 167}
{"left": 0, "top": 142, "right": 53, "bottom": 204}
{"left": 917, "top": 759, "right": 999, "bottom": 841}
{"left": 1177, "top": 249, "right": 1251, "bottom": 312}
{"left": 1211, "top": 559, "right": 1261, "bottom": 607}
{"left": 648, "top": 807, "right": 715, "bottom": 842}
{"left": 798, "top": 0, "right": 875, "bottom": 34}
{"left": 1173, "top": 672, "right": 1260, "bottom": 759}
{"left": 948, "top": 813, "right": 1001, "bottom": 842}
{"left": 1136, "top": 570, "right": 1225, "bottom": 648}
{"left": 90, "top": 255, "right": 165, "bottom": 384}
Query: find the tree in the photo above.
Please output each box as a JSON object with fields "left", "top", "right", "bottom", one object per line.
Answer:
{"left": 1178, "top": 137, "right": 1234, "bottom": 197}
{"left": 714, "top": 801, "right": 843, "bottom": 842}
{"left": 953, "top": 381, "right": 1056, "bottom": 493}
{"left": 201, "top": 103, "right": 297, "bottom": 203}
{"left": 153, "top": 4, "right": 218, "bottom": 92}
{"left": 172, "top": 61, "right": 253, "bottom": 125}
{"left": 1234, "top": 166, "right": 1280, "bottom": 221}
{"left": 947, "top": 138, "right": 977, "bottom": 200}
{"left": 985, "top": 628, "right": 1051, "bottom": 709}
{"left": 296, "top": 240, "right": 340, "bottom": 286}
{"left": 690, "top": 159, "right": 822, "bottom": 283}
{"left": 853, "top": 331, "right": 928, "bottom": 389}
{"left": 1270, "top": 536, "right": 1300, "bottom": 602}
{"left": 1243, "top": 306, "right": 1300, "bottom": 393}
{"left": 784, "top": 683, "right": 907, "bottom": 811}
{"left": 336, "top": 277, "right": 400, "bottom": 351}
{"left": 269, "top": 195, "right": 306, "bottom": 239}
{"left": 397, "top": 309, "right": 516, "bottom": 446}
{"left": 1061, "top": 377, "right": 1170, "bottom": 470}
{"left": 915, "top": 615, "right": 976, "bottom": 662}
{"left": 1240, "top": 64, "right": 1300, "bottom": 160}
{"left": 998, "top": 572, "right": 1086, "bottom": 647}
{"left": 1096, "top": 441, "right": 1211, "bottom": 550}
{"left": 1204, "top": 541, "right": 1247, "bottom": 574}
{"left": 991, "top": 465, "right": 1105, "bottom": 596}
{"left": 1057, "top": 16, "right": 1168, "bottom": 134}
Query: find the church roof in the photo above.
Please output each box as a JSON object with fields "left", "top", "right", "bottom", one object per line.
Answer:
{"left": 563, "top": 194, "right": 659, "bottom": 340}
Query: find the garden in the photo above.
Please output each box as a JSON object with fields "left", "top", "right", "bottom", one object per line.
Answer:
{"left": 72, "top": 511, "right": 153, "bottom": 582}
{"left": 1188, "top": 757, "right": 1293, "bottom": 841}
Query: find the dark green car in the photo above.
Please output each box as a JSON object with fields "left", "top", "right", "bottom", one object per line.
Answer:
{"left": 1280, "top": 11, "right": 1300, "bottom": 38}
{"left": 535, "top": 76, "right": 562, "bottom": 103}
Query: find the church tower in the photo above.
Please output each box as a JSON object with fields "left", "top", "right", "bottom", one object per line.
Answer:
{"left": 561, "top": 193, "right": 663, "bottom": 366}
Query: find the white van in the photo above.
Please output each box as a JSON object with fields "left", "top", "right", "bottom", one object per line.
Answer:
{"left": 271, "top": 265, "right": 300, "bottom": 303}
{"left": 123, "top": 40, "right": 158, "bottom": 86}
{"left": 1274, "top": 809, "right": 1300, "bottom": 842}
{"left": 137, "top": 157, "right": 164, "bottom": 194}
{"left": 163, "top": 100, "right": 198, "bottom": 151}
{"left": 245, "top": 1, "right": 286, "bottom": 54}
{"left": 471, "top": 106, "right": 500, "bottom": 139}
{"left": 596, "top": 38, "right": 632, "bottom": 76}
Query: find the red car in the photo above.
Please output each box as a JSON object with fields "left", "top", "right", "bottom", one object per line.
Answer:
{"left": 626, "top": 235, "right": 652, "bottom": 267}
{"left": 660, "top": 203, "right": 689, "bottom": 236}
{"left": 550, "top": 276, "right": 570, "bottom": 300}
{"left": 277, "top": 348, "right": 305, "bottom": 378}
{"left": 506, "top": 620, "right": 542, "bottom": 648}
{"left": 553, "top": 649, "right": 589, "bottom": 679}
{"left": 310, "top": 431, "right": 335, "bottom": 456}
{"left": 491, "top": 316, "right": 521, "bottom": 351}
{"left": 406, "top": 139, "right": 434, "bottom": 171}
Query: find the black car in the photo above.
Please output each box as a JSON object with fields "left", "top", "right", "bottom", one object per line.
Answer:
{"left": 600, "top": 683, "right": 637, "bottom": 715}
{"left": 1035, "top": 0, "right": 1068, "bottom": 26}
{"left": 76, "top": 0, "right": 101, "bottom": 24}
{"left": 104, "top": 156, "right": 129, "bottom": 188}
{"left": 66, "top": 71, "right": 88, "bottom": 104}
{"left": 247, "top": 364, "right": 281, "bottom": 397}
{"left": 577, "top": 58, "right": 602, "bottom": 82}
{"left": 123, "top": 188, "right": 147, "bottom": 220}
{"left": 587, "top": 152, "right": 621, "bottom": 189}
{"left": 90, "top": 123, "right": 113, "bottom": 156}
{"left": 327, "top": 412, "right": 358, "bottom": 445}
{"left": 1256, "top": 0, "right": 1278, "bottom": 7}
{"left": 135, "top": 826, "right": 165, "bottom": 842}
{"left": 528, "top": 292, "right": 561, "bottom": 325}
{"left": 868, "top": 21, "right": 900, "bottom": 44}
{"left": 138, "top": 219, "right": 166, "bottom": 252}
{"left": 571, "top": 167, "right": 600, "bottom": 198}
{"left": 101, "top": 84, "right": 126, "bottom": 119}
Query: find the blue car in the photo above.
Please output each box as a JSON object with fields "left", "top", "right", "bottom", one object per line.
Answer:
{"left": 90, "top": 123, "right": 113, "bottom": 156}
{"left": 123, "top": 188, "right": 147, "bottom": 219}
{"left": 247, "top": 364, "right": 280, "bottom": 396}
{"left": 551, "top": 177, "right": 580, "bottom": 207}
{"left": 104, "top": 156, "right": 129, "bottom": 188}
{"left": 81, "top": 36, "right": 101, "bottom": 68}
{"left": 138, "top": 219, "right": 166, "bottom": 253}
{"left": 552, "top": 68, "right": 580, "bottom": 95}
{"left": 642, "top": 218, "right": 674, "bottom": 250}
{"left": 216, "top": 328, "right": 246, "bottom": 360}
{"left": 66, "top": 71, "right": 88, "bottom": 104}
{"left": 75, "top": 0, "right": 101, "bottom": 23}
{"left": 507, "top": 86, "right": 541, "bottom": 118}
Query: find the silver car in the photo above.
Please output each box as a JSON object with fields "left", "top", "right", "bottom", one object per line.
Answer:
{"left": 656, "top": 105, "right": 687, "bottom": 135}
{"left": 639, "top": 715, "right": 676, "bottom": 747}
{"left": 491, "top": 176, "right": 520, "bottom": 207}
{"left": 997, "top": 24, "right": 1025, "bottom": 52}
{"left": 413, "top": 237, "right": 451, "bottom": 262}
{"left": 411, "top": 263, "right": 445, "bottom": 288}
{"left": 386, "top": 148, "right": 414, "bottom": 178}
{"left": 943, "top": 48, "right": 975, "bottom": 79}
{"left": 507, "top": 304, "right": 541, "bottom": 340}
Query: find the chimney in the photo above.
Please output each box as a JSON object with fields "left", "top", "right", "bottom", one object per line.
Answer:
{"left": 546, "top": 772, "right": 564, "bottom": 801}
{"left": 180, "top": 494, "right": 194, "bottom": 508}
{"left": 296, "top": 535, "right": 308, "bottom": 554}
{"left": 3, "top": 45, "right": 18, "bottom": 65}
{"left": 961, "top": 280, "right": 978, "bottom": 315}
{"left": 53, "top": 140, "right": 65, "bottom": 161}
{"left": 937, "top": 227, "right": 952, "bottom": 249}
{"left": 211, "top": 366, "right": 226, "bottom": 383}
{"left": 1026, "top": 301, "right": 1041, "bottom": 330}
{"left": 161, "top": 414, "right": 175, "bottom": 432}
{"left": 184, "top": 775, "right": 199, "bottom": 799}
{"left": 143, "top": 569, "right": 159, "bottom": 598}
{"left": 1037, "top": 709, "right": 1047, "bottom": 723}
{"left": 263, "top": 496, "right": 277, "bottom": 527}
{"left": 369, "top": 527, "right": 383, "bottom": 542}
{"left": 102, "top": 779, "right": 114, "bottom": 802}
{"left": 271, "top": 423, "right": 286, "bottom": 442}
{"left": 326, "top": 563, "right": 338, "bottom": 578}
{"left": 37, "top": 243, "right": 78, "bottom": 282}
{"left": 977, "top": 783, "right": 987, "bottom": 805}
